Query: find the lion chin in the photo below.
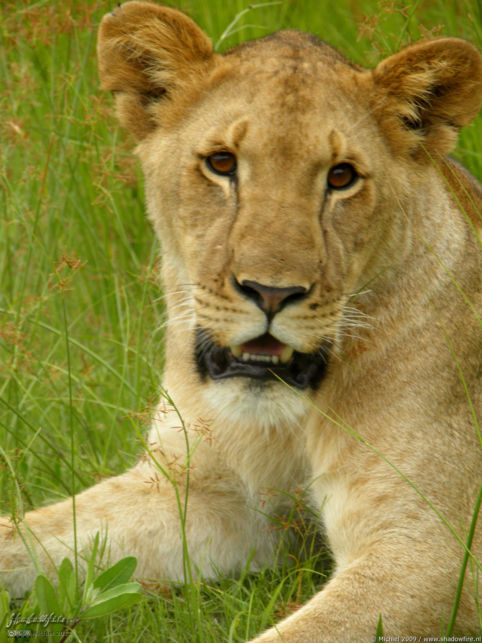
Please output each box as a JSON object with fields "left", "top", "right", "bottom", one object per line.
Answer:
{"left": 0, "top": 2, "right": 481, "bottom": 641}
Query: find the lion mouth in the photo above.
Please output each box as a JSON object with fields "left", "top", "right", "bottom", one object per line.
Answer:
{"left": 195, "top": 328, "right": 331, "bottom": 389}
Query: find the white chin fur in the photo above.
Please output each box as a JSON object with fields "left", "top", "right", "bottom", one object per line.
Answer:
{"left": 203, "top": 377, "right": 309, "bottom": 432}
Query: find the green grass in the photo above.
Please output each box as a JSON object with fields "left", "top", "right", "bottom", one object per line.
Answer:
{"left": 0, "top": 0, "right": 481, "bottom": 640}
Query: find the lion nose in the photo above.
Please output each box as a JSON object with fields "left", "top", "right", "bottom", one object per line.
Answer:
{"left": 236, "top": 278, "right": 310, "bottom": 317}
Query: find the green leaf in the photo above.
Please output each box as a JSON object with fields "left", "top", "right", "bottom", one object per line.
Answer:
{"left": 93, "top": 556, "right": 137, "bottom": 592}
{"left": 58, "top": 557, "right": 76, "bottom": 611}
{"left": 34, "top": 574, "right": 61, "bottom": 615}
{"left": 0, "top": 587, "right": 11, "bottom": 630}
{"left": 375, "top": 613, "right": 384, "bottom": 641}
{"left": 82, "top": 583, "right": 142, "bottom": 619}
{"left": 84, "top": 532, "right": 100, "bottom": 591}
{"left": 94, "top": 582, "right": 141, "bottom": 603}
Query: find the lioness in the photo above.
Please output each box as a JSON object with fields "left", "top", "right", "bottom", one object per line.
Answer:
{"left": 1, "top": 1, "right": 481, "bottom": 640}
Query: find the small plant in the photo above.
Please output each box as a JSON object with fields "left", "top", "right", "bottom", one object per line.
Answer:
{"left": 0, "top": 537, "right": 142, "bottom": 641}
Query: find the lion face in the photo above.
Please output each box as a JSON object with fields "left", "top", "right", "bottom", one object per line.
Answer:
{"left": 139, "top": 58, "right": 390, "bottom": 406}
{"left": 98, "top": 4, "right": 482, "bottom": 424}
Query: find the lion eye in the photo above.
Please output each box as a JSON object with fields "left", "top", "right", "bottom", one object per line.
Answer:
{"left": 206, "top": 152, "right": 237, "bottom": 176}
{"left": 327, "top": 163, "right": 358, "bottom": 190}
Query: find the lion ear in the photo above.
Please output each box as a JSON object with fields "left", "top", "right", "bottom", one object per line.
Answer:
{"left": 97, "top": 1, "right": 214, "bottom": 140}
{"left": 371, "top": 38, "right": 482, "bottom": 157}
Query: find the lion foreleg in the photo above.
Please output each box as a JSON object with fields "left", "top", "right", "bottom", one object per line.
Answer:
{"left": 0, "top": 441, "right": 276, "bottom": 596}
{"left": 250, "top": 521, "right": 477, "bottom": 641}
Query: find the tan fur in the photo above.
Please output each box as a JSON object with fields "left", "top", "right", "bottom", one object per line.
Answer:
{"left": 1, "top": 2, "right": 481, "bottom": 640}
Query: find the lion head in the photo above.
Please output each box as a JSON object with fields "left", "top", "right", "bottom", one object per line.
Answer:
{"left": 98, "top": 2, "right": 482, "bottom": 428}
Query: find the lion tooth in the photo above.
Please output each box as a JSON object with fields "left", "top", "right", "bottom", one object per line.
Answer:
{"left": 280, "top": 345, "right": 294, "bottom": 364}
{"left": 234, "top": 351, "right": 284, "bottom": 364}
{"left": 232, "top": 348, "right": 288, "bottom": 365}
{"left": 230, "top": 345, "right": 242, "bottom": 358}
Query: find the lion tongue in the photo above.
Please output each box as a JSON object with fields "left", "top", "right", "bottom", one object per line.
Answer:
{"left": 230, "top": 334, "right": 295, "bottom": 364}
{"left": 241, "top": 333, "right": 285, "bottom": 356}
